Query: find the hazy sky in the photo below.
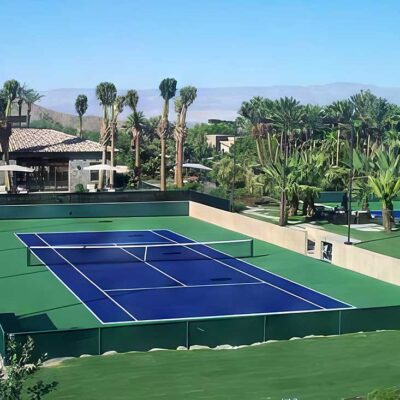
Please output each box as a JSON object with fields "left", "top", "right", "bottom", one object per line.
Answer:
{"left": 1, "top": 0, "right": 399, "bottom": 90}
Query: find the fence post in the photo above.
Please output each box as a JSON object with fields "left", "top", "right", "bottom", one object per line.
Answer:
{"left": 263, "top": 315, "right": 267, "bottom": 342}
{"left": 186, "top": 321, "right": 189, "bottom": 350}
{"left": 98, "top": 328, "right": 101, "bottom": 355}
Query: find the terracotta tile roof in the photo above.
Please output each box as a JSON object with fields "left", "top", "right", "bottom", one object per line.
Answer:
{"left": 4, "top": 128, "right": 103, "bottom": 153}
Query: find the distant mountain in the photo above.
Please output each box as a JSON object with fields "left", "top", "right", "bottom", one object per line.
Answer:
{"left": 30, "top": 103, "right": 103, "bottom": 132}
{"left": 33, "top": 83, "right": 400, "bottom": 126}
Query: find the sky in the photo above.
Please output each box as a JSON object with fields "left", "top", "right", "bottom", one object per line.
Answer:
{"left": 1, "top": 0, "right": 400, "bottom": 91}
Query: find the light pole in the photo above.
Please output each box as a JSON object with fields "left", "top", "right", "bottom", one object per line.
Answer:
{"left": 230, "top": 135, "right": 236, "bottom": 212}
{"left": 345, "top": 122, "right": 355, "bottom": 245}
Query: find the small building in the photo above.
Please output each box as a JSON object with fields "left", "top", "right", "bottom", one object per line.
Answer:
{"left": 206, "top": 134, "right": 235, "bottom": 153}
{"left": 0, "top": 128, "right": 104, "bottom": 192}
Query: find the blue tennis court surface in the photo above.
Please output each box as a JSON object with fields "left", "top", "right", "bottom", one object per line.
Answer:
{"left": 16, "top": 229, "right": 352, "bottom": 324}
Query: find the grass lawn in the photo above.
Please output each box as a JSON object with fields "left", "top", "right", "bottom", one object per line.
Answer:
{"left": 245, "top": 200, "right": 400, "bottom": 259}
{"left": 321, "top": 200, "right": 400, "bottom": 211}
{"left": 33, "top": 330, "right": 400, "bottom": 400}
{"left": 311, "top": 221, "right": 400, "bottom": 259}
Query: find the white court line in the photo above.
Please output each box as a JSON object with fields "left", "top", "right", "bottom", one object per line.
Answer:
{"left": 161, "top": 229, "right": 354, "bottom": 309}
{"left": 104, "top": 282, "right": 263, "bottom": 292}
{"left": 151, "top": 230, "right": 326, "bottom": 310}
{"left": 14, "top": 234, "right": 114, "bottom": 325}
{"left": 115, "top": 244, "right": 186, "bottom": 287}
{"left": 34, "top": 234, "right": 139, "bottom": 322}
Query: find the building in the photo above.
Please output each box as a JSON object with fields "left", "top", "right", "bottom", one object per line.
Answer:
{"left": 206, "top": 134, "right": 235, "bottom": 153}
{"left": 0, "top": 128, "right": 104, "bottom": 192}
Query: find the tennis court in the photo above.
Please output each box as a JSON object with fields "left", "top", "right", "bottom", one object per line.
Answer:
{"left": 16, "top": 229, "right": 352, "bottom": 324}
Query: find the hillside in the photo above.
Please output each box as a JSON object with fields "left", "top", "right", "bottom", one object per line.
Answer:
{"left": 37, "top": 83, "right": 400, "bottom": 124}
{"left": 14, "top": 82, "right": 400, "bottom": 130}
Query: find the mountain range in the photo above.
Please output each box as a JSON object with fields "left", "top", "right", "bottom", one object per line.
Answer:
{"left": 30, "top": 82, "right": 400, "bottom": 130}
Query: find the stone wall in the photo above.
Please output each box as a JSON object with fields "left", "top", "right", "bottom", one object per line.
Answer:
{"left": 69, "top": 160, "right": 92, "bottom": 192}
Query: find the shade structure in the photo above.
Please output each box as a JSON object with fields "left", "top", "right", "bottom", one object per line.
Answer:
{"left": 0, "top": 165, "right": 34, "bottom": 173}
{"left": 83, "top": 164, "right": 118, "bottom": 172}
{"left": 115, "top": 165, "right": 129, "bottom": 174}
{"left": 182, "top": 163, "right": 212, "bottom": 171}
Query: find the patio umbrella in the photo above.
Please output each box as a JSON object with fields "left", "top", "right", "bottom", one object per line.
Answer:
{"left": 182, "top": 163, "right": 212, "bottom": 171}
{"left": 83, "top": 164, "right": 119, "bottom": 172}
{"left": 0, "top": 165, "right": 34, "bottom": 172}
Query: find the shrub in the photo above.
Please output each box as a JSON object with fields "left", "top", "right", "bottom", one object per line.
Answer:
{"left": 74, "top": 183, "right": 85, "bottom": 193}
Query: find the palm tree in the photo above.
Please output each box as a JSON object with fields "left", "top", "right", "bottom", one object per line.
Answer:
{"left": 270, "top": 97, "right": 304, "bottom": 226}
{"left": 174, "top": 86, "right": 197, "bottom": 188}
{"left": 75, "top": 95, "right": 88, "bottom": 137}
{"left": 109, "top": 95, "right": 125, "bottom": 187}
{"left": 157, "top": 78, "right": 177, "bottom": 191}
{"left": 23, "top": 89, "right": 43, "bottom": 128}
{"left": 368, "top": 150, "right": 400, "bottom": 232}
{"left": 16, "top": 84, "right": 28, "bottom": 128}
{"left": 95, "top": 82, "right": 117, "bottom": 189}
{"left": 1, "top": 80, "right": 20, "bottom": 190}
{"left": 238, "top": 97, "right": 273, "bottom": 166}
{"left": 124, "top": 90, "right": 145, "bottom": 182}
{"left": 326, "top": 100, "right": 354, "bottom": 166}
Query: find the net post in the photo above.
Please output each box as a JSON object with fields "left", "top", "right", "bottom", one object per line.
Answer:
{"left": 27, "top": 248, "right": 31, "bottom": 267}
{"left": 250, "top": 239, "right": 254, "bottom": 258}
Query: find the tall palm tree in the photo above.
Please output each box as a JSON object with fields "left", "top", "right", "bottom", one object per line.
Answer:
{"left": 350, "top": 90, "right": 375, "bottom": 156}
{"left": 270, "top": 97, "right": 304, "bottom": 226}
{"left": 23, "top": 89, "right": 44, "bottom": 128}
{"left": 95, "top": 82, "right": 117, "bottom": 189}
{"left": 326, "top": 100, "right": 354, "bottom": 166}
{"left": 16, "top": 84, "right": 29, "bottom": 128}
{"left": 75, "top": 94, "right": 88, "bottom": 137}
{"left": 125, "top": 90, "right": 145, "bottom": 181}
{"left": 174, "top": 86, "right": 197, "bottom": 188}
{"left": 1, "top": 80, "right": 20, "bottom": 190}
{"left": 109, "top": 95, "right": 125, "bottom": 187}
{"left": 238, "top": 97, "right": 273, "bottom": 166}
{"left": 157, "top": 78, "right": 177, "bottom": 191}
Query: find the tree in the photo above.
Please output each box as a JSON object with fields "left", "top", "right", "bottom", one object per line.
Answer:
{"left": 1, "top": 80, "right": 20, "bottom": 190}
{"left": 125, "top": 90, "right": 145, "bottom": 182}
{"left": 157, "top": 78, "right": 177, "bottom": 191}
{"left": 270, "top": 97, "right": 304, "bottom": 226}
{"left": 174, "top": 86, "right": 197, "bottom": 188}
{"left": 212, "top": 156, "right": 245, "bottom": 190}
{"left": 0, "top": 336, "right": 58, "bottom": 399}
{"left": 326, "top": 100, "right": 354, "bottom": 166}
{"left": 95, "top": 82, "right": 117, "bottom": 189}
{"left": 22, "top": 89, "right": 44, "bottom": 128}
{"left": 109, "top": 95, "right": 125, "bottom": 187}
{"left": 16, "top": 84, "right": 28, "bottom": 128}
{"left": 74, "top": 94, "right": 88, "bottom": 137}
{"left": 238, "top": 97, "right": 273, "bottom": 166}
{"left": 368, "top": 150, "right": 400, "bottom": 232}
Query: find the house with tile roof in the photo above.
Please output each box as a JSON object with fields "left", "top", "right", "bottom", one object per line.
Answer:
{"left": 0, "top": 128, "right": 103, "bottom": 191}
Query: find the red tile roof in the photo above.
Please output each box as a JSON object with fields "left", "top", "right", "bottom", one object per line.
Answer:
{"left": 4, "top": 128, "right": 103, "bottom": 153}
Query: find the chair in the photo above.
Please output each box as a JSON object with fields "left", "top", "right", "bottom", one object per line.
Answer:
{"left": 86, "top": 184, "right": 97, "bottom": 192}
{"left": 17, "top": 185, "right": 28, "bottom": 194}
{"left": 0, "top": 185, "right": 7, "bottom": 194}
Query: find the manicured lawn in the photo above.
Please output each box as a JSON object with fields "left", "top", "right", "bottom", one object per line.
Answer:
{"left": 33, "top": 330, "right": 400, "bottom": 400}
{"left": 311, "top": 221, "right": 400, "bottom": 259}
{"left": 321, "top": 200, "right": 400, "bottom": 211}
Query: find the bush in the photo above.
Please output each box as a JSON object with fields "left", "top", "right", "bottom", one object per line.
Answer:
{"left": 233, "top": 201, "right": 247, "bottom": 213}
{"left": 209, "top": 187, "right": 229, "bottom": 199}
{"left": 74, "top": 183, "right": 85, "bottom": 193}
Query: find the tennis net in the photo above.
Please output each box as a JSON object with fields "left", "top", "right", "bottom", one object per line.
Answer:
{"left": 27, "top": 238, "right": 254, "bottom": 266}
